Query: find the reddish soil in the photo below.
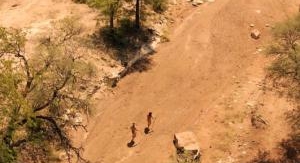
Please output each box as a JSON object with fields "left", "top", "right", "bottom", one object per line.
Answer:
{"left": 1, "top": 0, "right": 299, "bottom": 163}
{"left": 82, "top": 1, "right": 299, "bottom": 163}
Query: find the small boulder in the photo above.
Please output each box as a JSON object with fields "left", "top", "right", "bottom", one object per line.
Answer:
{"left": 174, "top": 131, "right": 201, "bottom": 162}
{"left": 251, "top": 29, "right": 260, "bottom": 39}
{"left": 257, "top": 48, "right": 263, "bottom": 52}
{"left": 11, "top": 4, "right": 19, "bottom": 7}
{"left": 141, "top": 44, "right": 155, "bottom": 55}
{"left": 73, "top": 113, "right": 83, "bottom": 125}
{"left": 62, "top": 114, "right": 69, "bottom": 122}
{"left": 192, "top": 0, "right": 204, "bottom": 6}
{"left": 255, "top": 9, "right": 261, "bottom": 14}
{"left": 58, "top": 151, "right": 68, "bottom": 160}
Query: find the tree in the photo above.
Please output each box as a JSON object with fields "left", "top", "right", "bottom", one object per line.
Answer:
{"left": 267, "top": 14, "right": 300, "bottom": 98}
{"left": 135, "top": 0, "right": 141, "bottom": 29}
{"left": 135, "top": 0, "right": 168, "bottom": 29}
{"left": 145, "top": 0, "right": 168, "bottom": 13}
{"left": 0, "top": 17, "right": 94, "bottom": 163}
{"left": 89, "top": 0, "right": 122, "bottom": 29}
{"left": 251, "top": 14, "right": 300, "bottom": 163}
{"left": 152, "top": 0, "right": 168, "bottom": 13}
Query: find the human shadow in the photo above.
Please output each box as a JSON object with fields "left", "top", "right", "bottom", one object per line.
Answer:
{"left": 127, "top": 140, "right": 137, "bottom": 148}
{"left": 144, "top": 127, "right": 154, "bottom": 135}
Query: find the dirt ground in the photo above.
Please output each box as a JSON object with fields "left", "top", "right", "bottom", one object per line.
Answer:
{"left": 0, "top": 0, "right": 97, "bottom": 31}
{"left": 0, "top": 0, "right": 124, "bottom": 94}
{"left": 1, "top": 0, "right": 299, "bottom": 163}
{"left": 82, "top": 1, "right": 299, "bottom": 163}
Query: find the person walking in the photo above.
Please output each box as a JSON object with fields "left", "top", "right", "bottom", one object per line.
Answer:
{"left": 147, "top": 112, "right": 154, "bottom": 129}
{"left": 130, "top": 123, "right": 138, "bottom": 143}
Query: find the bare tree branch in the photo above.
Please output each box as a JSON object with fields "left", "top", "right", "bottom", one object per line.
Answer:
{"left": 36, "top": 115, "right": 88, "bottom": 163}
{"left": 33, "top": 71, "right": 71, "bottom": 112}
{"left": 11, "top": 139, "right": 27, "bottom": 147}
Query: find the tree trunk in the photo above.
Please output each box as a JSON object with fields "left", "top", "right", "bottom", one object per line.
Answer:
{"left": 135, "top": 0, "right": 140, "bottom": 29}
{"left": 109, "top": 9, "right": 114, "bottom": 30}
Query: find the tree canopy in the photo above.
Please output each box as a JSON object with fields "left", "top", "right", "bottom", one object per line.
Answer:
{"left": 89, "top": 0, "right": 122, "bottom": 29}
{"left": 0, "top": 17, "right": 94, "bottom": 163}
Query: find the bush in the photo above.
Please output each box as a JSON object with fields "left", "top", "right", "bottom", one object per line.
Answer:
{"left": 72, "top": 0, "right": 88, "bottom": 3}
{"left": 0, "top": 18, "right": 93, "bottom": 163}
{"left": 254, "top": 13, "right": 300, "bottom": 163}
{"left": 92, "top": 18, "right": 153, "bottom": 64}
{"left": 267, "top": 14, "right": 300, "bottom": 98}
{"left": 0, "top": 140, "right": 16, "bottom": 163}
{"left": 153, "top": 0, "right": 168, "bottom": 12}
{"left": 145, "top": 0, "right": 168, "bottom": 13}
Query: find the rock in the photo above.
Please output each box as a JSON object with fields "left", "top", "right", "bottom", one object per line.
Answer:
{"left": 265, "top": 23, "right": 270, "bottom": 27}
{"left": 174, "top": 131, "right": 201, "bottom": 161}
{"left": 251, "top": 29, "right": 261, "bottom": 39}
{"left": 251, "top": 113, "right": 268, "bottom": 128}
{"left": 246, "top": 102, "right": 256, "bottom": 108}
{"left": 250, "top": 24, "right": 255, "bottom": 27}
{"left": 79, "top": 85, "right": 87, "bottom": 91}
{"left": 111, "top": 70, "right": 122, "bottom": 78}
{"left": 11, "top": 4, "right": 19, "bottom": 7}
{"left": 255, "top": 9, "right": 261, "bottom": 14}
{"left": 217, "top": 156, "right": 235, "bottom": 163}
{"left": 141, "top": 44, "right": 155, "bottom": 55}
{"left": 73, "top": 113, "right": 83, "bottom": 125}
{"left": 171, "top": 0, "right": 177, "bottom": 4}
{"left": 192, "top": 0, "right": 204, "bottom": 6}
{"left": 62, "top": 114, "right": 69, "bottom": 121}
{"left": 58, "top": 152, "right": 68, "bottom": 160}
{"left": 197, "top": 0, "right": 204, "bottom": 4}
{"left": 66, "top": 109, "right": 71, "bottom": 114}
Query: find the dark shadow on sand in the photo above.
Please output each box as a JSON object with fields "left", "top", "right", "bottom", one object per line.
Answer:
{"left": 127, "top": 140, "right": 137, "bottom": 148}
{"left": 144, "top": 127, "right": 154, "bottom": 134}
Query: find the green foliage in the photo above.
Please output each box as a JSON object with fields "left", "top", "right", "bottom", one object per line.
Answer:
{"left": 0, "top": 27, "right": 26, "bottom": 55}
{"left": 175, "top": 151, "right": 200, "bottom": 163}
{"left": 145, "top": 0, "right": 168, "bottom": 13}
{"left": 256, "top": 14, "right": 300, "bottom": 163}
{"left": 72, "top": 0, "right": 87, "bottom": 3}
{"left": 89, "top": 0, "right": 120, "bottom": 13}
{"left": 267, "top": 14, "right": 300, "bottom": 98}
{"left": 89, "top": 0, "right": 121, "bottom": 28}
{"left": 0, "top": 17, "right": 94, "bottom": 163}
{"left": 0, "top": 139, "right": 16, "bottom": 163}
{"left": 272, "top": 15, "right": 300, "bottom": 50}
{"left": 93, "top": 18, "right": 152, "bottom": 63}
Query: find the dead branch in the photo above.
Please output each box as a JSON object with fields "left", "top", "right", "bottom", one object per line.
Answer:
{"left": 36, "top": 115, "right": 88, "bottom": 163}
